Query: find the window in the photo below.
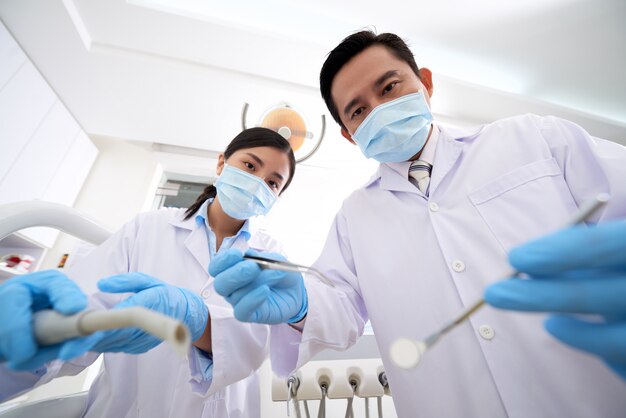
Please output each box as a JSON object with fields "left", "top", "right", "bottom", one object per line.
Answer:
{"left": 154, "top": 180, "right": 208, "bottom": 209}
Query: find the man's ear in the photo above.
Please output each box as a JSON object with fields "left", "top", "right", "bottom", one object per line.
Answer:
{"left": 418, "top": 67, "right": 434, "bottom": 97}
{"left": 215, "top": 153, "right": 225, "bottom": 175}
{"left": 341, "top": 128, "right": 356, "bottom": 145}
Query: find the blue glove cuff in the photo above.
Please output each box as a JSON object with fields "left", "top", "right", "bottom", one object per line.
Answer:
{"left": 287, "top": 284, "right": 308, "bottom": 324}
{"left": 179, "top": 288, "right": 210, "bottom": 341}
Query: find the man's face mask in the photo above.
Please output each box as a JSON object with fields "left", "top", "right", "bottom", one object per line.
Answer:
{"left": 352, "top": 92, "right": 433, "bottom": 163}
{"left": 215, "top": 164, "right": 277, "bottom": 220}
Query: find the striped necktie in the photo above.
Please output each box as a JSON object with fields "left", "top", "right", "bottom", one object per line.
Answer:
{"left": 408, "top": 160, "right": 432, "bottom": 194}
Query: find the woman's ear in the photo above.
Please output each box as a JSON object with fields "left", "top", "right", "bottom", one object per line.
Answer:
{"left": 216, "top": 153, "right": 225, "bottom": 176}
{"left": 341, "top": 128, "right": 356, "bottom": 145}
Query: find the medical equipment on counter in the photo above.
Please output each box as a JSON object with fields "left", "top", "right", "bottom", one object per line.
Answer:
{"left": 273, "top": 359, "right": 390, "bottom": 418}
{"left": 390, "top": 193, "right": 610, "bottom": 369}
{"left": 243, "top": 254, "right": 335, "bottom": 287}
{"left": 0, "top": 201, "right": 191, "bottom": 358}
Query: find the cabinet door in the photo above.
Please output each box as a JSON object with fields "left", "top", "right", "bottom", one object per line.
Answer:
{"left": 0, "top": 22, "right": 26, "bottom": 90}
{"left": 0, "top": 62, "right": 57, "bottom": 182}
{"left": 22, "top": 131, "right": 98, "bottom": 247}
{"left": 0, "top": 101, "right": 80, "bottom": 203}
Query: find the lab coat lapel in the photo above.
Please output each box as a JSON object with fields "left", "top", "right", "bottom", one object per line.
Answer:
{"left": 378, "top": 162, "right": 422, "bottom": 194}
{"left": 428, "top": 125, "right": 482, "bottom": 195}
{"left": 169, "top": 216, "right": 211, "bottom": 277}
{"left": 184, "top": 226, "right": 211, "bottom": 276}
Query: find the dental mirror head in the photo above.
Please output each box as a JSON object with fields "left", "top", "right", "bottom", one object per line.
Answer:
{"left": 390, "top": 338, "right": 426, "bottom": 369}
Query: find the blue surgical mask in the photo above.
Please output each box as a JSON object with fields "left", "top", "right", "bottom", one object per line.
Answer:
{"left": 215, "top": 164, "right": 277, "bottom": 220}
{"left": 352, "top": 92, "right": 433, "bottom": 163}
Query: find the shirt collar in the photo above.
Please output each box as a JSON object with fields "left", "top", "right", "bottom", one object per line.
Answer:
{"left": 364, "top": 122, "right": 481, "bottom": 191}
{"left": 382, "top": 123, "right": 440, "bottom": 182}
{"left": 194, "top": 198, "right": 251, "bottom": 241}
{"left": 418, "top": 124, "right": 440, "bottom": 166}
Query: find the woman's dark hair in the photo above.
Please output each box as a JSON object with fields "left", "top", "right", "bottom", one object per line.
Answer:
{"left": 320, "top": 30, "right": 420, "bottom": 129}
{"left": 183, "top": 127, "right": 296, "bottom": 220}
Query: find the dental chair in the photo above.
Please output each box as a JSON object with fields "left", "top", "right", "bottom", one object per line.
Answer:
{"left": 0, "top": 201, "right": 111, "bottom": 418}
{"left": 0, "top": 392, "right": 88, "bottom": 418}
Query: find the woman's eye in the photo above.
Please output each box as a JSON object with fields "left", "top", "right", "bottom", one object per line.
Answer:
{"left": 382, "top": 81, "right": 398, "bottom": 95}
{"left": 243, "top": 162, "right": 255, "bottom": 170}
{"left": 268, "top": 180, "right": 279, "bottom": 190}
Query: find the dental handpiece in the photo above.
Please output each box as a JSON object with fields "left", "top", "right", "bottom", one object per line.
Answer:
{"left": 390, "top": 193, "right": 611, "bottom": 369}
{"left": 0, "top": 307, "right": 191, "bottom": 363}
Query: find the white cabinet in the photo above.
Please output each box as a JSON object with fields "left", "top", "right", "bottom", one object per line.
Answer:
{"left": 0, "top": 21, "right": 26, "bottom": 92}
{"left": 0, "top": 21, "right": 98, "bottom": 256}
{"left": 0, "top": 61, "right": 57, "bottom": 181}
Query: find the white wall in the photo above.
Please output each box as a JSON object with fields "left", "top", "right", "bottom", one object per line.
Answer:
{"left": 40, "top": 136, "right": 161, "bottom": 270}
{"left": 0, "top": 21, "right": 98, "bottom": 251}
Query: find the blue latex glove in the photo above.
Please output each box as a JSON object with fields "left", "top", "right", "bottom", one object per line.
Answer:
{"left": 209, "top": 249, "right": 308, "bottom": 324}
{"left": 485, "top": 220, "right": 626, "bottom": 380}
{"left": 59, "top": 273, "right": 209, "bottom": 360}
{"left": 0, "top": 270, "right": 88, "bottom": 370}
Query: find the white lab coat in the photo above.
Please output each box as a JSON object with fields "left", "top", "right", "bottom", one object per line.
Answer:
{"left": 271, "top": 115, "right": 626, "bottom": 418}
{"left": 2, "top": 207, "right": 282, "bottom": 417}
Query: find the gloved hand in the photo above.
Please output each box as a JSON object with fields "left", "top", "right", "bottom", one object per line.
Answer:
{"left": 485, "top": 220, "right": 626, "bottom": 380}
{"left": 0, "top": 270, "right": 88, "bottom": 370}
{"left": 209, "top": 249, "right": 308, "bottom": 324}
{"left": 59, "top": 273, "right": 209, "bottom": 360}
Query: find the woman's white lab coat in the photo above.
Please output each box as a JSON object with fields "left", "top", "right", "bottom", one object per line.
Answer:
{"left": 271, "top": 115, "right": 626, "bottom": 418}
{"left": 7, "top": 207, "right": 281, "bottom": 417}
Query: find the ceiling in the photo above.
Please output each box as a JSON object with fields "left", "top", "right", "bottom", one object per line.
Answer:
{"left": 0, "top": 0, "right": 624, "bottom": 163}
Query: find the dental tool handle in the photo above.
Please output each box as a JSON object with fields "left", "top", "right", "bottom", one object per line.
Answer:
{"left": 32, "top": 309, "right": 90, "bottom": 344}
{"left": 0, "top": 307, "right": 191, "bottom": 364}
{"left": 426, "top": 299, "right": 486, "bottom": 346}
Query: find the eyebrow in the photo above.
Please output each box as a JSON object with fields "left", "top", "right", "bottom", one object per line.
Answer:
{"left": 342, "top": 70, "right": 400, "bottom": 118}
{"left": 245, "top": 152, "right": 285, "bottom": 181}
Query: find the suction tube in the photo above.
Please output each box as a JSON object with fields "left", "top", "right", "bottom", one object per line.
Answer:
{"left": 32, "top": 307, "right": 191, "bottom": 357}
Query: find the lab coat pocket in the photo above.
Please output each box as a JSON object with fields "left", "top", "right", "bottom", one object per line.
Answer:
{"left": 468, "top": 158, "right": 577, "bottom": 251}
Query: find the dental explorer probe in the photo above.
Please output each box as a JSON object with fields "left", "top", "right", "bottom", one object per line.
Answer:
{"left": 390, "top": 193, "right": 611, "bottom": 369}
{"left": 243, "top": 254, "right": 335, "bottom": 287}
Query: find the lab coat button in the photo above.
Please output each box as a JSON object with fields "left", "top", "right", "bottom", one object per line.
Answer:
{"left": 452, "top": 260, "right": 465, "bottom": 272}
{"left": 479, "top": 325, "right": 495, "bottom": 340}
{"left": 201, "top": 289, "right": 211, "bottom": 299}
{"left": 429, "top": 202, "right": 439, "bottom": 212}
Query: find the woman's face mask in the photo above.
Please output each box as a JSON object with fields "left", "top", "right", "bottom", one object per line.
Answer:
{"left": 352, "top": 92, "right": 433, "bottom": 163}
{"left": 215, "top": 164, "right": 277, "bottom": 220}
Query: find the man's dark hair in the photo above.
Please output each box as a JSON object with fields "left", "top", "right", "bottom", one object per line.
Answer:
{"left": 320, "top": 30, "right": 420, "bottom": 129}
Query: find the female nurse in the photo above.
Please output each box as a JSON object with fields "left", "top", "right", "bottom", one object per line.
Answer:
{"left": 0, "top": 127, "right": 297, "bottom": 417}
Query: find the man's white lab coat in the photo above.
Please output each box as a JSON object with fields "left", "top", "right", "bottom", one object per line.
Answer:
{"left": 271, "top": 115, "right": 626, "bottom": 418}
{"left": 2, "top": 208, "right": 280, "bottom": 417}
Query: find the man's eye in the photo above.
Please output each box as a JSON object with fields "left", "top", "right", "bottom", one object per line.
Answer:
{"left": 351, "top": 107, "right": 364, "bottom": 120}
{"left": 382, "top": 81, "right": 398, "bottom": 95}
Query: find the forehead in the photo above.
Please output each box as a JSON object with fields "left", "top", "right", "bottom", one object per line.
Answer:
{"left": 330, "top": 45, "right": 413, "bottom": 109}
{"left": 229, "top": 146, "right": 291, "bottom": 175}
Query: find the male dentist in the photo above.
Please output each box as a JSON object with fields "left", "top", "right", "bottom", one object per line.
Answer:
{"left": 210, "top": 30, "right": 626, "bottom": 417}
